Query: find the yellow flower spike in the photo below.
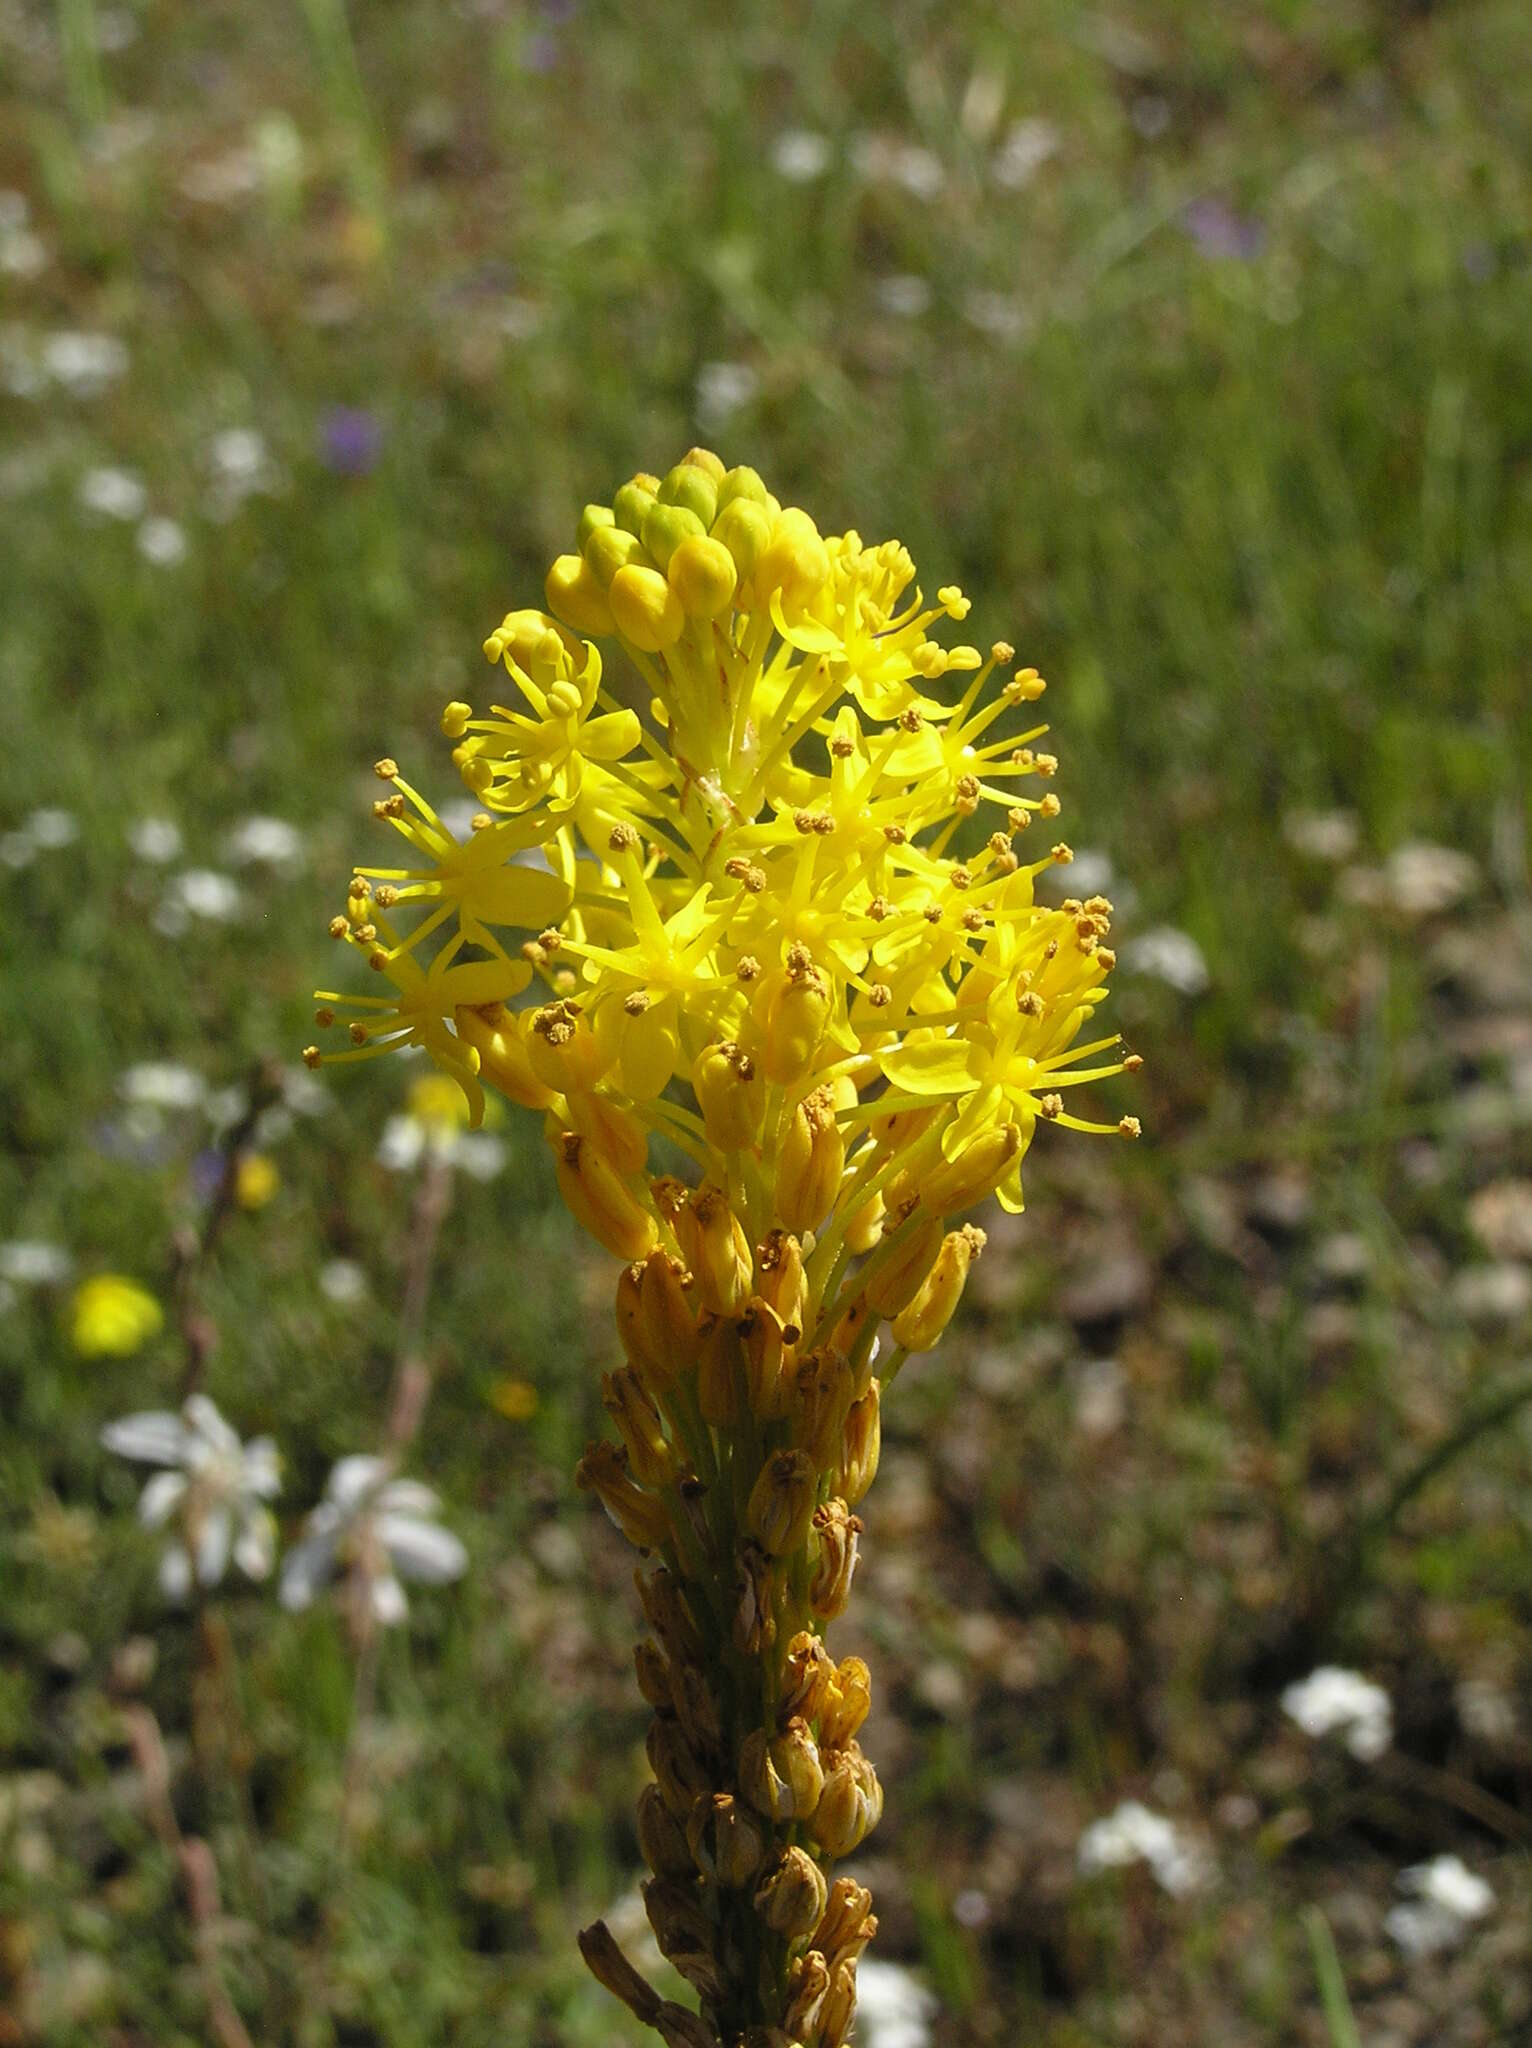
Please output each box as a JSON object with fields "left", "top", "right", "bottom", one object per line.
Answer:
{"left": 545, "top": 553, "right": 616, "bottom": 638}
{"left": 608, "top": 563, "right": 686, "bottom": 651}
{"left": 70, "top": 1274, "right": 162, "bottom": 1358}
{"left": 553, "top": 1130, "right": 657, "bottom": 1260}
{"left": 667, "top": 534, "right": 738, "bottom": 620}
{"left": 776, "top": 1084, "right": 846, "bottom": 1234}
{"left": 891, "top": 1224, "right": 985, "bottom": 1351}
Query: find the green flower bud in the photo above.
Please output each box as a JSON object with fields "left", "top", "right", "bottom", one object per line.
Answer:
{"left": 576, "top": 502, "right": 615, "bottom": 549}
{"left": 711, "top": 498, "right": 772, "bottom": 588}
{"left": 657, "top": 462, "right": 720, "bottom": 528}
{"left": 716, "top": 464, "right": 768, "bottom": 511}
{"left": 613, "top": 479, "right": 657, "bottom": 536}
{"left": 643, "top": 501, "right": 707, "bottom": 571}
{"left": 584, "top": 522, "right": 648, "bottom": 589}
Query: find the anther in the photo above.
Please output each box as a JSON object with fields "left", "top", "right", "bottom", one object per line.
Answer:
{"left": 373, "top": 757, "right": 399, "bottom": 781}
{"left": 624, "top": 991, "right": 652, "bottom": 1015}
{"left": 1050, "top": 843, "right": 1074, "bottom": 865}
{"left": 1039, "top": 1093, "right": 1063, "bottom": 1119}
{"left": 1119, "top": 1116, "right": 1142, "bottom": 1139}
{"left": 314, "top": 1008, "right": 335, "bottom": 1028}
{"left": 349, "top": 1022, "right": 368, "bottom": 1044}
{"left": 302, "top": 1046, "right": 321, "bottom": 1068}
{"left": 328, "top": 916, "right": 349, "bottom": 939}
{"left": 608, "top": 823, "right": 640, "bottom": 853}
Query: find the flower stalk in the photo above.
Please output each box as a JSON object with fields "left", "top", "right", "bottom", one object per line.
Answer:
{"left": 309, "top": 449, "right": 1139, "bottom": 2043}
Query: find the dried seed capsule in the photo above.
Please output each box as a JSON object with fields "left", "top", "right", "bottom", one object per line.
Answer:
{"left": 780, "top": 1630, "right": 834, "bottom": 1722}
{"left": 633, "top": 1640, "right": 672, "bottom": 1710}
{"left": 739, "top": 1718, "right": 824, "bottom": 1823}
{"left": 686, "top": 1792, "right": 767, "bottom": 1888}
{"left": 754, "top": 1846, "right": 829, "bottom": 1939}
{"left": 731, "top": 1541, "right": 776, "bottom": 1657}
{"left": 814, "top": 1877, "right": 874, "bottom": 1961}
{"left": 669, "top": 1661, "right": 722, "bottom": 1753}
{"left": 819, "top": 1956, "right": 860, "bottom": 2048}
{"left": 637, "top": 1568, "right": 704, "bottom": 1666}
{"left": 809, "top": 1499, "right": 861, "bottom": 1622}
{"left": 745, "top": 1449, "right": 818, "bottom": 1557}
{"left": 891, "top": 1225, "right": 985, "bottom": 1352}
{"left": 644, "top": 1876, "right": 714, "bottom": 1962}
{"left": 776, "top": 1085, "right": 846, "bottom": 1233}
{"left": 782, "top": 1950, "right": 831, "bottom": 2042}
{"left": 635, "top": 1780, "right": 696, "bottom": 1879}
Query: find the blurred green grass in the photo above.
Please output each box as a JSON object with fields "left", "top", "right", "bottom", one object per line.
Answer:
{"left": 2, "top": 1, "right": 1531, "bottom": 2043}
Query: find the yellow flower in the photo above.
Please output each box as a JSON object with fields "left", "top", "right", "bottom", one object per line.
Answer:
{"left": 70, "top": 1275, "right": 163, "bottom": 1358}
{"left": 487, "top": 1376, "right": 539, "bottom": 1421}
{"left": 234, "top": 1153, "right": 280, "bottom": 1210}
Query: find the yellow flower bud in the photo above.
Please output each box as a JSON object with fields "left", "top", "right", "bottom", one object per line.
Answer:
{"left": 755, "top": 507, "right": 830, "bottom": 612}
{"left": 674, "top": 1183, "right": 752, "bottom": 1314}
{"left": 739, "top": 1718, "right": 825, "bottom": 1822}
{"left": 790, "top": 1346, "right": 856, "bottom": 1467}
{"left": 575, "top": 1440, "right": 671, "bottom": 1550}
{"left": 566, "top": 1085, "right": 650, "bottom": 1178}
{"left": 634, "top": 1248, "right": 699, "bottom": 1384}
{"left": 818, "top": 1657, "right": 872, "bottom": 1750}
{"left": 756, "top": 1229, "right": 807, "bottom": 1334}
{"left": 741, "top": 1297, "right": 795, "bottom": 1421}
{"left": 680, "top": 445, "right": 726, "bottom": 485}
{"left": 780, "top": 1629, "right": 834, "bottom": 1722}
{"left": 583, "top": 521, "right": 648, "bottom": 589}
{"left": 835, "top": 1382, "right": 880, "bottom": 1504}
{"left": 710, "top": 497, "right": 772, "bottom": 590}
{"left": 657, "top": 462, "right": 719, "bottom": 528}
{"left": 609, "top": 563, "right": 686, "bottom": 651}
{"left": 890, "top": 1224, "right": 984, "bottom": 1351}
{"left": 454, "top": 1004, "right": 557, "bottom": 1111}
{"left": 576, "top": 501, "right": 615, "bottom": 549}
{"left": 641, "top": 500, "right": 706, "bottom": 571}
{"left": 667, "top": 534, "right": 738, "bottom": 619}
{"left": 528, "top": 998, "right": 610, "bottom": 1093}
{"left": 645, "top": 1722, "right": 713, "bottom": 1822}
{"left": 756, "top": 954, "right": 831, "bottom": 1086}
{"left": 745, "top": 1447, "right": 818, "bottom": 1556}
{"left": 554, "top": 1131, "right": 657, "bottom": 1260}
{"left": 696, "top": 1312, "right": 743, "bottom": 1427}
{"left": 715, "top": 462, "right": 768, "bottom": 511}
{"left": 691, "top": 1039, "right": 763, "bottom": 1152}
{"left": 809, "top": 1744, "right": 881, "bottom": 1857}
{"left": 863, "top": 1212, "right": 943, "bottom": 1317}
{"left": 612, "top": 478, "right": 657, "bottom": 536}
{"left": 545, "top": 552, "right": 616, "bottom": 638}
{"left": 920, "top": 1122, "right": 1022, "bottom": 1215}
{"left": 775, "top": 1084, "right": 845, "bottom": 1233}
{"left": 754, "top": 1846, "right": 828, "bottom": 1939}
{"left": 845, "top": 1188, "right": 885, "bottom": 1255}
{"left": 601, "top": 1367, "right": 677, "bottom": 1489}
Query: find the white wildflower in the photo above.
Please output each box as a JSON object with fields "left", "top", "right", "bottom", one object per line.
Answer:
{"left": 1386, "top": 1855, "right": 1495, "bottom": 1957}
{"left": 318, "top": 1259, "right": 368, "bottom": 1306}
{"left": 42, "top": 331, "right": 129, "bottom": 397}
{"left": 280, "top": 1455, "right": 466, "bottom": 1626}
{"left": 120, "top": 1062, "right": 207, "bottom": 1111}
{"left": 226, "top": 815, "right": 303, "bottom": 868}
{"left": 137, "top": 515, "right": 187, "bottom": 566}
{"left": 164, "top": 869, "right": 240, "bottom": 922}
{"left": 855, "top": 1959, "right": 937, "bottom": 2048}
{"left": 1128, "top": 925, "right": 1210, "bottom": 997}
{"left": 1283, "top": 808, "right": 1358, "bottom": 863}
{"left": 769, "top": 130, "right": 833, "bottom": 183}
{"left": 0, "top": 1241, "right": 73, "bottom": 1286}
{"left": 1077, "top": 1799, "right": 1210, "bottom": 1896}
{"left": 991, "top": 117, "right": 1059, "bottom": 190}
{"left": 873, "top": 274, "right": 932, "bottom": 319}
{"left": 849, "top": 134, "right": 945, "bottom": 200}
{"left": 127, "top": 816, "right": 182, "bottom": 863}
{"left": 26, "top": 808, "right": 78, "bottom": 849}
{"left": 205, "top": 426, "right": 279, "bottom": 517}
{"left": 695, "top": 361, "right": 759, "bottom": 431}
{"left": 960, "top": 289, "right": 1026, "bottom": 341}
{"left": 101, "top": 1395, "right": 280, "bottom": 1601}
{"left": 78, "top": 466, "right": 147, "bottom": 521}
{"left": 1281, "top": 1666, "right": 1393, "bottom": 1762}
{"left": 0, "top": 833, "right": 35, "bottom": 868}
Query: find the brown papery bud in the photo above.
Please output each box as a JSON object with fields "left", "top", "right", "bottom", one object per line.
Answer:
{"left": 746, "top": 1448, "right": 819, "bottom": 1557}
{"left": 755, "top": 1845, "right": 829, "bottom": 1938}
{"left": 637, "top": 1566, "right": 704, "bottom": 1666}
{"left": 656, "top": 2004, "right": 721, "bottom": 2048}
{"left": 814, "top": 1877, "right": 874, "bottom": 1960}
{"left": 809, "top": 1499, "right": 862, "bottom": 1621}
{"left": 741, "top": 1297, "right": 795, "bottom": 1420}
{"left": 732, "top": 1541, "right": 777, "bottom": 1657}
{"left": 687, "top": 1792, "right": 768, "bottom": 1888}
{"left": 669, "top": 1661, "right": 722, "bottom": 1753}
{"left": 633, "top": 1640, "right": 672, "bottom": 1710}
{"left": 818, "top": 1657, "right": 872, "bottom": 1750}
{"left": 635, "top": 1780, "right": 696, "bottom": 1879}
{"left": 790, "top": 1347, "right": 856, "bottom": 1467}
{"left": 783, "top": 1951, "right": 831, "bottom": 2041}
{"left": 819, "top": 1956, "right": 861, "bottom": 2048}
{"left": 577, "top": 1921, "right": 661, "bottom": 2022}
{"left": 739, "top": 1717, "right": 824, "bottom": 1823}
{"left": 575, "top": 1441, "right": 671, "bottom": 1550}
{"left": 776, "top": 1085, "right": 846, "bottom": 1233}
{"left": 810, "top": 1745, "right": 882, "bottom": 1858}
{"left": 646, "top": 1717, "right": 713, "bottom": 1820}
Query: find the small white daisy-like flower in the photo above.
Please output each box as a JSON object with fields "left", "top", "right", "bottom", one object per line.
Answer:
{"left": 226, "top": 815, "right": 303, "bottom": 868}
{"left": 128, "top": 815, "right": 183, "bottom": 862}
{"left": 1077, "top": 1799, "right": 1211, "bottom": 1896}
{"left": 101, "top": 1395, "right": 281, "bottom": 1601}
{"left": 0, "top": 1240, "right": 73, "bottom": 1286}
{"left": 1386, "top": 1854, "right": 1495, "bottom": 1956}
{"left": 78, "top": 466, "right": 147, "bottom": 521}
{"left": 119, "top": 1062, "right": 207, "bottom": 1111}
{"left": 769, "top": 129, "right": 832, "bottom": 183}
{"left": 137, "top": 515, "right": 188, "bottom": 567}
{"left": 41, "top": 330, "right": 129, "bottom": 397}
{"left": 279, "top": 1455, "right": 467, "bottom": 1626}
{"left": 1281, "top": 1666, "right": 1393, "bottom": 1763}
{"left": 1128, "top": 925, "right": 1210, "bottom": 997}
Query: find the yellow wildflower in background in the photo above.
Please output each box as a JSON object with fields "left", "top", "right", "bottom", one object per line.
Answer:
{"left": 70, "top": 1274, "right": 163, "bottom": 1358}
{"left": 235, "top": 1152, "right": 280, "bottom": 1210}
{"left": 309, "top": 449, "right": 1140, "bottom": 2048}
